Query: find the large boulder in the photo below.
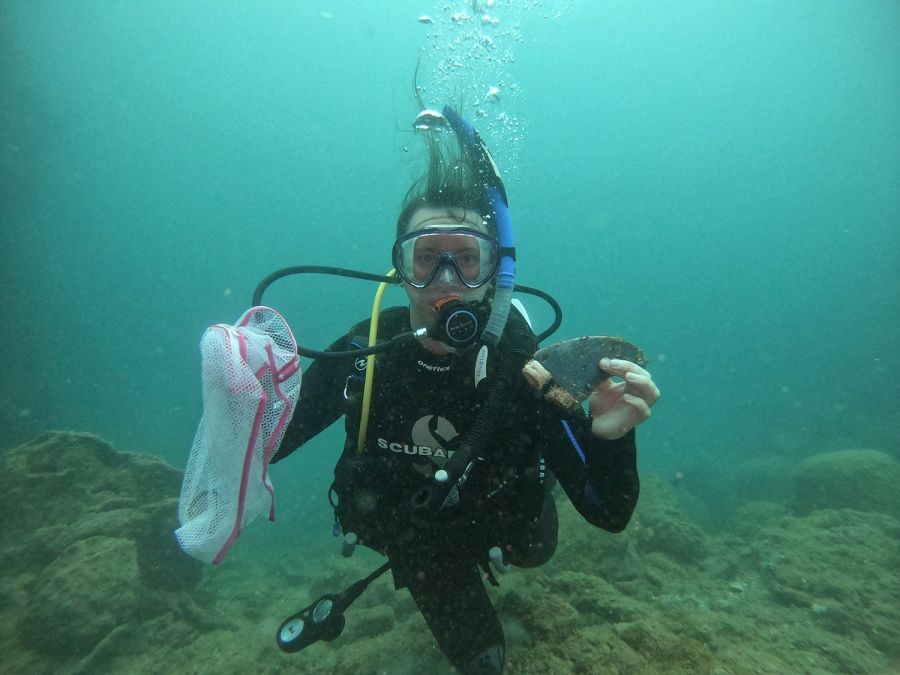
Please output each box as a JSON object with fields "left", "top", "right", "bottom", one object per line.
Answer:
{"left": 751, "top": 509, "right": 900, "bottom": 658}
{"left": 19, "top": 535, "right": 140, "bottom": 654}
{"left": 0, "top": 432, "right": 204, "bottom": 664}
{"left": 793, "top": 449, "right": 900, "bottom": 518}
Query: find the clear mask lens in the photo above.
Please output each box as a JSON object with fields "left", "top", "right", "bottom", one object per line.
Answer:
{"left": 392, "top": 227, "right": 499, "bottom": 289}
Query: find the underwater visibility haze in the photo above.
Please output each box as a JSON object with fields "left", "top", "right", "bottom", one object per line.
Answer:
{"left": 1, "top": 1, "right": 898, "bottom": 673}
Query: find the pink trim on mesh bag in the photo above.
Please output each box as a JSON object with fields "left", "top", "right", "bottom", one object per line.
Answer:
{"left": 211, "top": 307, "right": 300, "bottom": 564}
{"left": 175, "top": 307, "right": 301, "bottom": 564}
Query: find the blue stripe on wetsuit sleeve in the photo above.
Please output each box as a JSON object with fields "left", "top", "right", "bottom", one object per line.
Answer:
{"left": 561, "top": 419, "right": 601, "bottom": 506}
{"left": 561, "top": 419, "right": 587, "bottom": 464}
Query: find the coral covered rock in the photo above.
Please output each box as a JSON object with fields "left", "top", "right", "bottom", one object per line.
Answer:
{"left": 20, "top": 535, "right": 140, "bottom": 654}
{"left": 793, "top": 448, "right": 900, "bottom": 518}
{"left": 0, "top": 432, "right": 204, "bottom": 670}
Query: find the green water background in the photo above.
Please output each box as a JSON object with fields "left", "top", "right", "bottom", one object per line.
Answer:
{"left": 1, "top": 0, "right": 898, "bottom": 553}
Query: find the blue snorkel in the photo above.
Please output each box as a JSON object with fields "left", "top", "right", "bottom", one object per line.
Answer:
{"left": 440, "top": 105, "right": 516, "bottom": 348}
{"left": 407, "top": 105, "right": 534, "bottom": 514}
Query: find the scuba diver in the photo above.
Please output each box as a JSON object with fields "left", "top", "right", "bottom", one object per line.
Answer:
{"left": 269, "top": 106, "right": 660, "bottom": 674}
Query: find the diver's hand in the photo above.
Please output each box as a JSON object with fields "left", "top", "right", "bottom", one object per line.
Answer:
{"left": 589, "top": 358, "right": 660, "bottom": 440}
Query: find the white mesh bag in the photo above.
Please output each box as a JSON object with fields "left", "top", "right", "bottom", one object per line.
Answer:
{"left": 175, "top": 306, "right": 301, "bottom": 564}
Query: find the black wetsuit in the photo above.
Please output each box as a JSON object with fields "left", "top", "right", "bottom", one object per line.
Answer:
{"left": 272, "top": 306, "right": 639, "bottom": 673}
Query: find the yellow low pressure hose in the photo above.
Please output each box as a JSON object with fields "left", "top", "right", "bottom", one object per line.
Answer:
{"left": 356, "top": 269, "right": 397, "bottom": 454}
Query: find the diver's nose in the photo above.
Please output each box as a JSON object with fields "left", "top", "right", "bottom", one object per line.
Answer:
{"left": 435, "top": 264, "right": 457, "bottom": 286}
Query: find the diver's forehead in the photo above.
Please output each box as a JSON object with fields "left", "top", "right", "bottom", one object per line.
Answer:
{"left": 408, "top": 206, "right": 487, "bottom": 233}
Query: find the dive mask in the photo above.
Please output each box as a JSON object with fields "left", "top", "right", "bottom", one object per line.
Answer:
{"left": 392, "top": 226, "right": 499, "bottom": 289}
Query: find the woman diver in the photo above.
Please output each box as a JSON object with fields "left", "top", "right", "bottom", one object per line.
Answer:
{"left": 270, "top": 105, "right": 660, "bottom": 674}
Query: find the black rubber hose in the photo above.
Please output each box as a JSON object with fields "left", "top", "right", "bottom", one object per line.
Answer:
{"left": 250, "top": 266, "right": 563, "bottom": 358}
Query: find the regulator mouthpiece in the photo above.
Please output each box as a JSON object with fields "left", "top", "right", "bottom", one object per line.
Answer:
{"left": 430, "top": 296, "right": 484, "bottom": 348}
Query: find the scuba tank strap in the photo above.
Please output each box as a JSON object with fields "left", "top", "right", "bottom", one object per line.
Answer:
{"left": 431, "top": 326, "right": 537, "bottom": 511}
{"left": 424, "top": 302, "right": 541, "bottom": 510}
{"left": 344, "top": 307, "right": 409, "bottom": 450}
